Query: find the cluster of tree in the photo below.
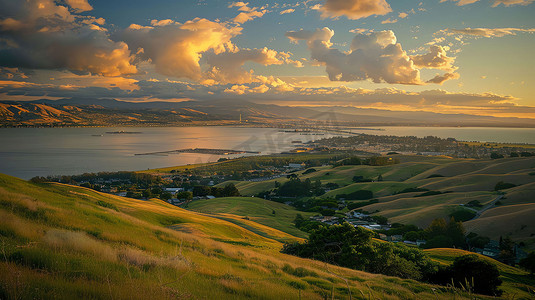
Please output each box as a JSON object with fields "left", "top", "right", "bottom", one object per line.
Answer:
{"left": 125, "top": 187, "right": 172, "bottom": 200}
{"left": 282, "top": 222, "right": 502, "bottom": 296}
{"left": 302, "top": 168, "right": 317, "bottom": 175}
{"left": 492, "top": 151, "right": 535, "bottom": 159}
{"left": 494, "top": 181, "right": 517, "bottom": 191}
{"left": 511, "top": 151, "right": 535, "bottom": 157}
{"left": 335, "top": 189, "right": 374, "bottom": 200}
{"left": 192, "top": 183, "right": 240, "bottom": 198}
{"left": 346, "top": 199, "right": 378, "bottom": 210}
{"left": 293, "top": 214, "right": 325, "bottom": 233}
{"left": 449, "top": 208, "right": 476, "bottom": 222}
{"left": 520, "top": 252, "right": 535, "bottom": 274}
{"left": 352, "top": 175, "right": 373, "bottom": 183}
{"left": 334, "top": 156, "right": 363, "bottom": 167}
{"left": 427, "top": 254, "right": 502, "bottom": 296}
{"left": 333, "top": 156, "right": 400, "bottom": 167}
{"left": 394, "top": 187, "right": 429, "bottom": 194}
{"left": 31, "top": 171, "right": 162, "bottom": 190}
{"left": 274, "top": 176, "right": 323, "bottom": 197}
{"left": 413, "top": 190, "right": 452, "bottom": 197}
{"left": 292, "top": 198, "right": 339, "bottom": 215}
{"left": 378, "top": 218, "right": 468, "bottom": 249}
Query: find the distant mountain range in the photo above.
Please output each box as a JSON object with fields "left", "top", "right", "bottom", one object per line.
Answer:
{"left": 1, "top": 98, "right": 534, "bottom": 127}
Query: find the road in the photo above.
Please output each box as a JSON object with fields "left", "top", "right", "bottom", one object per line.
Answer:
{"left": 467, "top": 194, "right": 504, "bottom": 221}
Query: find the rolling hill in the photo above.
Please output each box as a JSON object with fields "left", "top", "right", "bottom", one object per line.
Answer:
{"left": 3, "top": 98, "right": 535, "bottom": 127}
{"left": 1, "top": 173, "right": 506, "bottom": 299}
{"left": 185, "top": 197, "right": 314, "bottom": 239}
{"left": 214, "top": 155, "right": 535, "bottom": 245}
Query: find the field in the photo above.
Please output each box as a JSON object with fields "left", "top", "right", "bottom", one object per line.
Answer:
{"left": 0, "top": 173, "right": 506, "bottom": 299}
{"left": 185, "top": 197, "right": 314, "bottom": 239}
{"left": 214, "top": 155, "right": 535, "bottom": 245}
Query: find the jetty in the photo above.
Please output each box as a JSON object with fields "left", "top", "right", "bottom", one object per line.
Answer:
{"left": 135, "top": 148, "right": 260, "bottom": 156}
{"left": 106, "top": 131, "right": 142, "bottom": 134}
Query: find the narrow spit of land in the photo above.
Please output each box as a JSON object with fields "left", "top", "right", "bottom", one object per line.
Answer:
{"left": 135, "top": 148, "right": 261, "bottom": 156}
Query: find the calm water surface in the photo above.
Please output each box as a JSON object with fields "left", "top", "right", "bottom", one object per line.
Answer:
{"left": 0, "top": 126, "right": 534, "bottom": 179}
{"left": 0, "top": 127, "right": 336, "bottom": 179}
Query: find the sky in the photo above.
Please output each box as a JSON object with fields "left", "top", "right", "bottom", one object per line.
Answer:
{"left": 0, "top": 0, "right": 534, "bottom": 118}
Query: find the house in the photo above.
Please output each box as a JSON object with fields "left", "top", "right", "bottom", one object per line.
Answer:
{"left": 115, "top": 192, "right": 128, "bottom": 197}
{"left": 165, "top": 187, "right": 183, "bottom": 193}
{"left": 416, "top": 240, "right": 426, "bottom": 246}
{"left": 387, "top": 235, "right": 403, "bottom": 242}
{"left": 286, "top": 163, "right": 306, "bottom": 170}
{"left": 346, "top": 211, "right": 368, "bottom": 219}
{"left": 477, "top": 240, "right": 500, "bottom": 258}
{"left": 362, "top": 224, "right": 382, "bottom": 231}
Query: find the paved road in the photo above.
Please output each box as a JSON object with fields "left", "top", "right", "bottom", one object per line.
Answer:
{"left": 467, "top": 194, "right": 504, "bottom": 221}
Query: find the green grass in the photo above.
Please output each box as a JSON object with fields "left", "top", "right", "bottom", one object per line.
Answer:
{"left": 1, "top": 172, "right": 487, "bottom": 299}
{"left": 212, "top": 155, "right": 535, "bottom": 246}
{"left": 185, "top": 197, "right": 314, "bottom": 239}
{"left": 3, "top": 152, "right": 534, "bottom": 298}
{"left": 426, "top": 248, "right": 535, "bottom": 299}
{"left": 324, "top": 181, "right": 417, "bottom": 198}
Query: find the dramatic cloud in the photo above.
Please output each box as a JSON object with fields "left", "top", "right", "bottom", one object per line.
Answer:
{"left": 229, "top": 2, "right": 268, "bottom": 24}
{"left": 492, "top": 0, "right": 534, "bottom": 6}
{"left": 286, "top": 28, "right": 424, "bottom": 84}
{"left": 441, "top": 0, "right": 533, "bottom": 6}
{"left": 63, "top": 0, "right": 93, "bottom": 12}
{"left": 280, "top": 9, "right": 295, "bottom": 15}
{"left": 121, "top": 18, "right": 241, "bottom": 80}
{"left": 0, "top": 0, "right": 137, "bottom": 77}
{"left": 203, "top": 48, "right": 296, "bottom": 84}
{"left": 411, "top": 45, "right": 456, "bottom": 71}
{"left": 443, "top": 27, "right": 535, "bottom": 37}
{"left": 381, "top": 18, "right": 397, "bottom": 24}
{"left": 318, "top": 0, "right": 392, "bottom": 20}
{"left": 426, "top": 72, "right": 460, "bottom": 84}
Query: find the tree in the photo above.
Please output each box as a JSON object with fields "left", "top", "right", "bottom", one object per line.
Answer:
{"left": 450, "top": 255, "right": 502, "bottom": 296}
{"left": 177, "top": 191, "right": 193, "bottom": 200}
{"left": 377, "top": 174, "right": 383, "bottom": 182}
{"left": 494, "top": 181, "right": 516, "bottom": 191}
{"left": 193, "top": 185, "right": 211, "bottom": 196}
{"left": 151, "top": 187, "right": 162, "bottom": 195}
{"left": 490, "top": 152, "right": 504, "bottom": 159}
{"left": 142, "top": 189, "right": 152, "bottom": 199}
{"left": 371, "top": 215, "right": 388, "bottom": 225}
{"left": 160, "top": 192, "right": 172, "bottom": 201}
{"left": 294, "top": 214, "right": 305, "bottom": 227}
{"left": 519, "top": 252, "right": 535, "bottom": 274}
{"left": 222, "top": 183, "right": 240, "bottom": 197}
{"left": 499, "top": 236, "right": 515, "bottom": 264}
{"left": 426, "top": 218, "right": 447, "bottom": 238}
{"left": 282, "top": 222, "right": 375, "bottom": 270}
{"left": 403, "top": 231, "right": 422, "bottom": 242}
{"left": 446, "top": 217, "right": 466, "bottom": 248}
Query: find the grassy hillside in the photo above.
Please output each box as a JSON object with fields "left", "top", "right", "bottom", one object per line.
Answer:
{"left": 0, "top": 173, "right": 491, "bottom": 299}
{"left": 185, "top": 197, "right": 314, "bottom": 239}
{"left": 425, "top": 248, "right": 535, "bottom": 298}
{"left": 215, "top": 155, "right": 534, "bottom": 245}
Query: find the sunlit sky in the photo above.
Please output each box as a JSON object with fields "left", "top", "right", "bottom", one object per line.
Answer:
{"left": 1, "top": 0, "right": 534, "bottom": 118}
